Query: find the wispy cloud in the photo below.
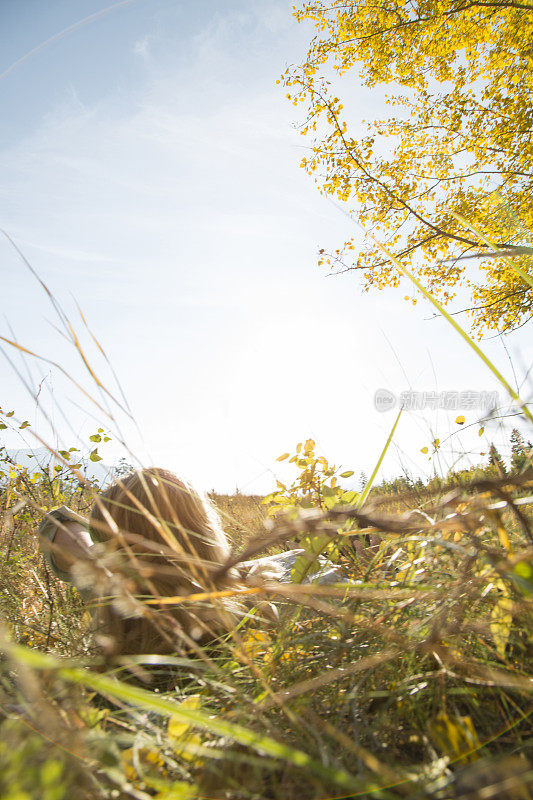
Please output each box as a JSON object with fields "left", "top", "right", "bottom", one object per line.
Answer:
{"left": 133, "top": 35, "right": 151, "bottom": 61}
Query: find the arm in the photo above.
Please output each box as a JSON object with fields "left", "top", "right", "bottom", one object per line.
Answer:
{"left": 38, "top": 506, "right": 94, "bottom": 582}
{"left": 51, "top": 521, "right": 94, "bottom": 573}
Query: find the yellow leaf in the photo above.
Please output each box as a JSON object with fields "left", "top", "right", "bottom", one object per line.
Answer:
{"left": 171, "top": 732, "right": 204, "bottom": 762}
{"left": 455, "top": 415, "right": 465, "bottom": 425}
{"left": 428, "top": 713, "right": 480, "bottom": 762}
{"left": 490, "top": 589, "right": 513, "bottom": 657}
{"left": 168, "top": 699, "right": 205, "bottom": 764}
{"left": 497, "top": 523, "right": 511, "bottom": 552}
{"left": 280, "top": 644, "right": 306, "bottom": 663}
{"left": 121, "top": 746, "right": 165, "bottom": 781}
{"left": 154, "top": 782, "right": 198, "bottom": 800}
{"left": 167, "top": 695, "right": 206, "bottom": 764}
{"left": 421, "top": 446, "right": 428, "bottom": 454}
{"left": 277, "top": 453, "right": 290, "bottom": 461}
{"left": 240, "top": 629, "right": 272, "bottom": 661}
{"left": 168, "top": 695, "right": 203, "bottom": 740}
{"left": 121, "top": 747, "right": 136, "bottom": 781}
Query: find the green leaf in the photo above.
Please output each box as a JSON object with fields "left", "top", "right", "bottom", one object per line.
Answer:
{"left": 89, "top": 448, "right": 102, "bottom": 462}
{"left": 58, "top": 450, "right": 71, "bottom": 460}
{"left": 89, "top": 434, "right": 101, "bottom": 443}
{"left": 292, "top": 534, "right": 336, "bottom": 582}
{"left": 291, "top": 551, "right": 319, "bottom": 583}
{"left": 511, "top": 560, "right": 533, "bottom": 596}
{"left": 150, "top": 779, "right": 198, "bottom": 799}
{"left": 324, "top": 494, "right": 338, "bottom": 510}
{"left": 8, "top": 644, "right": 358, "bottom": 791}
{"left": 6, "top": 411, "right": 14, "bottom": 417}
{"left": 342, "top": 490, "right": 359, "bottom": 505}
{"left": 479, "top": 427, "right": 485, "bottom": 437}
{"left": 514, "top": 560, "right": 532, "bottom": 580}
{"left": 340, "top": 470, "right": 354, "bottom": 478}
{"left": 0, "top": 424, "right": 7, "bottom": 430}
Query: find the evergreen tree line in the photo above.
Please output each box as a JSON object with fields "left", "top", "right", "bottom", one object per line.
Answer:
{"left": 374, "top": 428, "right": 531, "bottom": 496}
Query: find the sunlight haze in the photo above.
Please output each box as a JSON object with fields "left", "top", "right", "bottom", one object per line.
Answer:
{"left": 1, "top": 0, "right": 530, "bottom": 492}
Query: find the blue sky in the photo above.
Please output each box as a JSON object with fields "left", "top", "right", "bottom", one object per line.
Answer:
{"left": 1, "top": 0, "right": 531, "bottom": 492}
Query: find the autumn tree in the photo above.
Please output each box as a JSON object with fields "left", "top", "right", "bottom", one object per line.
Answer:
{"left": 283, "top": 0, "right": 533, "bottom": 334}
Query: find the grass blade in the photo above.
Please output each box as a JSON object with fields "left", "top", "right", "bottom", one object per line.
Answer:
{"left": 358, "top": 408, "right": 402, "bottom": 508}
{"left": 7, "top": 643, "right": 359, "bottom": 791}
{"left": 366, "top": 233, "right": 533, "bottom": 425}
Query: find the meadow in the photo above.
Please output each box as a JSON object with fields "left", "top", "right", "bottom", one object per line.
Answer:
{"left": 0, "top": 413, "right": 531, "bottom": 799}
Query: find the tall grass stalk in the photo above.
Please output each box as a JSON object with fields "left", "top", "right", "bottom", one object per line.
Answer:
{"left": 358, "top": 408, "right": 402, "bottom": 508}
{"left": 365, "top": 230, "right": 533, "bottom": 425}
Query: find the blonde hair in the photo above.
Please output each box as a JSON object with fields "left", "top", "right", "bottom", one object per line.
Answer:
{"left": 87, "top": 468, "right": 247, "bottom": 656}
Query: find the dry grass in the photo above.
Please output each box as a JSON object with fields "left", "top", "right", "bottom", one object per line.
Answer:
{"left": 209, "top": 493, "right": 268, "bottom": 550}
{"left": 1, "top": 465, "right": 532, "bottom": 800}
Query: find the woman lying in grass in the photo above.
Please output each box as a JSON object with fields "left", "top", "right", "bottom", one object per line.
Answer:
{"left": 38, "top": 468, "right": 342, "bottom": 658}
{"left": 39, "top": 468, "right": 280, "bottom": 656}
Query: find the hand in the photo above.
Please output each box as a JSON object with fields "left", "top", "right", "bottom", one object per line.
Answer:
{"left": 50, "top": 521, "right": 95, "bottom": 574}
